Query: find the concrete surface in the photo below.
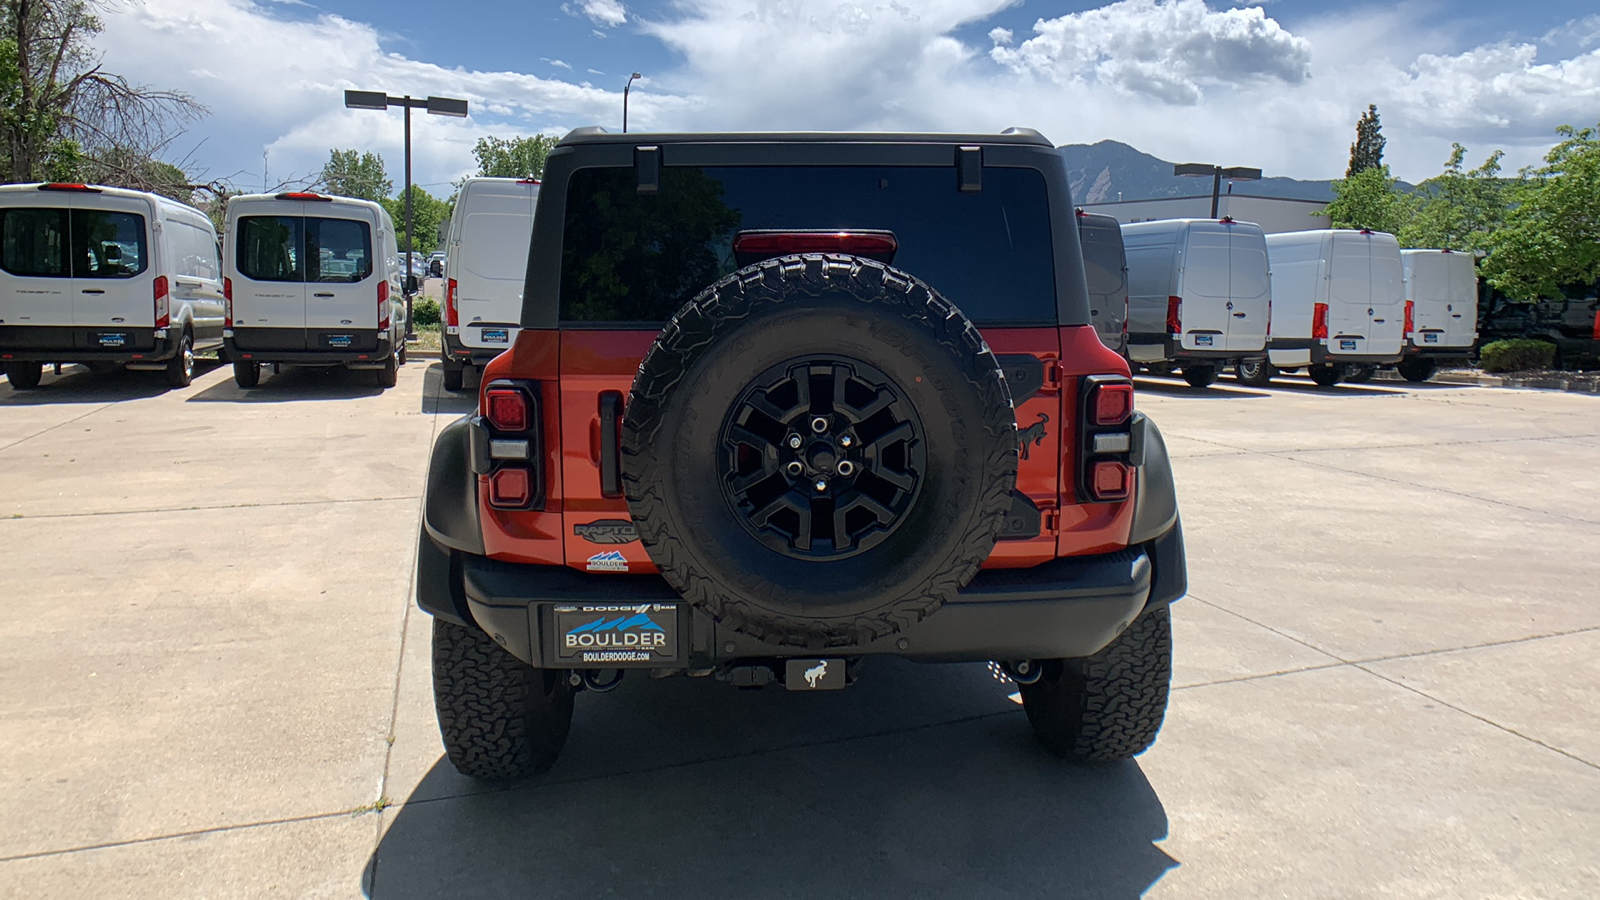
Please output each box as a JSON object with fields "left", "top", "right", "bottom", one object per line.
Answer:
{"left": 1, "top": 363, "right": 1596, "bottom": 898}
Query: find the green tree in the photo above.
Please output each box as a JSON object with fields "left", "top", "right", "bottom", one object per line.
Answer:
{"left": 1320, "top": 164, "right": 1414, "bottom": 235}
{"left": 471, "top": 134, "right": 557, "bottom": 180}
{"left": 1398, "top": 143, "right": 1508, "bottom": 252}
{"left": 1, "top": 0, "right": 200, "bottom": 183}
{"left": 317, "top": 148, "right": 390, "bottom": 201}
{"left": 1346, "top": 104, "right": 1386, "bottom": 178}
{"left": 382, "top": 185, "right": 451, "bottom": 255}
{"left": 1483, "top": 122, "right": 1600, "bottom": 298}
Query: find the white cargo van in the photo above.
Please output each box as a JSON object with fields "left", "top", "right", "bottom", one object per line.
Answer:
{"left": 0, "top": 182, "right": 224, "bottom": 390}
{"left": 1398, "top": 248, "right": 1478, "bottom": 382}
{"left": 222, "top": 192, "right": 408, "bottom": 389}
{"left": 1121, "top": 217, "right": 1270, "bottom": 387}
{"left": 440, "top": 177, "right": 539, "bottom": 391}
{"left": 1075, "top": 210, "right": 1128, "bottom": 353}
{"left": 1248, "top": 229, "right": 1406, "bottom": 387}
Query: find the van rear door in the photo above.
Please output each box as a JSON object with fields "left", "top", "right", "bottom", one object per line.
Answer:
{"left": 303, "top": 212, "right": 379, "bottom": 349}
{"left": 454, "top": 181, "right": 537, "bottom": 353}
{"left": 1366, "top": 236, "right": 1406, "bottom": 356}
{"left": 1327, "top": 232, "right": 1373, "bottom": 355}
{"left": 1076, "top": 214, "right": 1127, "bottom": 351}
{"left": 70, "top": 193, "right": 156, "bottom": 345}
{"left": 1225, "top": 225, "right": 1269, "bottom": 352}
{"left": 232, "top": 203, "right": 308, "bottom": 333}
{"left": 0, "top": 197, "right": 74, "bottom": 334}
{"left": 1178, "top": 225, "right": 1230, "bottom": 352}
{"left": 1445, "top": 252, "right": 1478, "bottom": 348}
{"left": 1406, "top": 251, "right": 1449, "bottom": 347}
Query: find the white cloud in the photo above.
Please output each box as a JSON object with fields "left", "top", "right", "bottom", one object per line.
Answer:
{"left": 563, "top": 0, "right": 627, "bottom": 28}
{"left": 542, "top": 58, "right": 574, "bottom": 70}
{"left": 587, "top": 68, "right": 606, "bottom": 75}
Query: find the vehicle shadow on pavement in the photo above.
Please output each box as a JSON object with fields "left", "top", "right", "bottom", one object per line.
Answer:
{"left": 419, "top": 363, "right": 476, "bottom": 416}
{"left": 0, "top": 361, "right": 222, "bottom": 404}
{"left": 1258, "top": 380, "right": 1410, "bottom": 396}
{"left": 185, "top": 364, "right": 387, "bottom": 402}
{"left": 1133, "top": 377, "right": 1272, "bottom": 399}
{"left": 365, "top": 661, "right": 1177, "bottom": 899}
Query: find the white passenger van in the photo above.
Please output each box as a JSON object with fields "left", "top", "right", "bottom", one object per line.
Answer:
{"left": 1398, "top": 248, "right": 1478, "bottom": 382}
{"left": 1249, "top": 229, "right": 1406, "bottom": 387}
{"left": 1075, "top": 210, "right": 1128, "bottom": 353}
{"left": 0, "top": 182, "right": 223, "bottom": 390}
{"left": 223, "top": 192, "right": 408, "bottom": 389}
{"left": 1121, "top": 217, "right": 1270, "bottom": 387}
{"left": 440, "top": 177, "right": 539, "bottom": 391}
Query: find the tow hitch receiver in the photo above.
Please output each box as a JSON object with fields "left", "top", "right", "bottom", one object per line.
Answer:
{"left": 786, "top": 659, "right": 846, "bottom": 690}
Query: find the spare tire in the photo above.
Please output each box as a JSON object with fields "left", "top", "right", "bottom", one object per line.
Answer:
{"left": 622, "top": 254, "right": 1018, "bottom": 648}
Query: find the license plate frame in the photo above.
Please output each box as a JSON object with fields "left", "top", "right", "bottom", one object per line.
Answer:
{"left": 1195, "top": 334, "right": 1213, "bottom": 346}
{"left": 327, "top": 334, "right": 354, "bottom": 349}
{"left": 1423, "top": 333, "right": 1439, "bottom": 343}
{"left": 549, "top": 602, "right": 682, "bottom": 667}
{"left": 481, "top": 328, "right": 509, "bottom": 344}
{"left": 1339, "top": 339, "right": 1357, "bottom": 351}
{"left": 97, "top": 333, "right": 127, "bottom": 348}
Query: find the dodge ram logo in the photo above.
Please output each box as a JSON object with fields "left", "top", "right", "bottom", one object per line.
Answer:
{"left": 575, "top": 519, "right": 639, "bottom": 544}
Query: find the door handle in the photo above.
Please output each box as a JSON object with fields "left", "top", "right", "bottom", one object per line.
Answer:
{"left": 1233, "top": 312, "right": 1247, "bottom": 317}
{"left": 1373, "top": 318, "right": 1386, "bottom": 323}
{"left": 313, "top": 292, "right": 335, "bottom": 298}
{"left": 175, "top": 280, "right": 202, "bottom": 289}
{"left": 80, "top": 288, "right": 105, "bottom": 295}
{"left": 599, "top": 392, "right": 623, "bottom": 499}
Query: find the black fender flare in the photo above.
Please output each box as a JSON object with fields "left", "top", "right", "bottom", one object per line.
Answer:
{"left": 423, "top": 415, "right": 486, "bottom": 556}
{"left": 1129, "top": 412, "right": 1177, "bottom": 545}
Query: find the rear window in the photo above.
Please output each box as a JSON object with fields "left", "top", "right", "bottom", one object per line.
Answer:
{"left": 559, "top": 165, "right": 1055, "bottom": 325}
{"left": 1079, "top": 225, "right": 1125, "bottom": 296}
{"left": 0, "top": 207, "right": 147, "bottom": 278}
{"left": 236, "top": 215, "right": 372, "bottom": 283}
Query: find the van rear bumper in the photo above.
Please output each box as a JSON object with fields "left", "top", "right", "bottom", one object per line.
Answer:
{"left": 1312, "top": 343, "right": 1403, "bottom": 366}
{"left": 418, "top": 523, "right": 1186, "bottom": 669}
{"left": 441, "top": 330, "right": 511, "bottom": 367}
{"left": 0, "top": 326, "right": 175, "bottom": 363}
{"left": 1128, "top": 334, "right": 1264, "bottom": 363}
{"left": 225, "top": 331, "right": 391, "bottom": 367}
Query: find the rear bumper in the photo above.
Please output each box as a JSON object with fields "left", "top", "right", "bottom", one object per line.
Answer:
{"left": 1128, "top": 334, "right": 1263, "bottom": 363}
{"left": 1311, "top": 342, "right": 1403, "bottom": 366}
{"left": 225, "top": 333, "right": 391, "bottom": 367}
{"left": 441, "top": 329, "right": 513, "bottom": 366}
{"left": 419, "top": 523, "right": 1186, "bottom": 669}
{"left": 0, "top": 326, "right": 177, "bottom": 363}
{"left": 1404, "top": 343, "right": 1473, "bottom": 360}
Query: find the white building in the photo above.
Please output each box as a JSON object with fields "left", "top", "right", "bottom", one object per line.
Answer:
{"left": 1079, "top": 193, "right": 1331, "bottom": 235}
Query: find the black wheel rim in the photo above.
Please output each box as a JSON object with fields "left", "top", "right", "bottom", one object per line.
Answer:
{"left": 718, "top": 356, "right": 925, "bottom": 560}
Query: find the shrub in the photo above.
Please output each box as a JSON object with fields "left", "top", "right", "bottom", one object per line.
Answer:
{"left": 1479, "top": 338, "right": 1556, "bottom": 373}
{"left": 411, "top": 297, "right": 441, "bottom": 327}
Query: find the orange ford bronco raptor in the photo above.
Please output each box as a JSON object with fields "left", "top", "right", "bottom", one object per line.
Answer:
{"left": 416, "top": 128, "right": 1186, "bottom": 779}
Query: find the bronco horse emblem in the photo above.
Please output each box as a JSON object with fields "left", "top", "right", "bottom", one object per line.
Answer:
{"left": 803, "top": 661, "right": 829, "bottom": 688}
{"left": 1018, "top": 413, "right": 1049, "bottom": 460}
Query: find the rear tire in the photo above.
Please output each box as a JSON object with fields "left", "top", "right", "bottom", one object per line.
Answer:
{"left": 432, "top": 619, "right": 574, "bottom": 780}
{"left": 233, "top": 360, "right": 260, "bottom": 388}
{"left": 1397, "top": 357, "right": 1436, "bottom": 383}
{"left": 165, "top": 332, "right": 195, "bottom": 388}
{"left": 1181, "top": 364, "right": 1217, "bottom": 388}
{"left": 1020, "top": 606, "right": 1173, "bottom": 762}
{"left": 1308, "top": 365, "right": 1345, "bottom": 387}
{"left": 442, "top": 360, "right": 465, "bottom": 392}
{"left": 377, "top": 347, "right": 399, "bottom": 388}
{"left": 1234, "top": 358, "right": 1274, "bottom": 386}
{"left": 1343, "top": 364, "right": 1375, "bottom": 384}
{"left": 397, "top": 343, "right": 407, "bottom": 366}
{"left": 4, "top": 361, "right": 43, "bottom": 390}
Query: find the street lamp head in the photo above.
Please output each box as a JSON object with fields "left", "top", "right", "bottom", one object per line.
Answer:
{"left": 344, "top": 89, "right": 389, "bottom": 111}
{"left": 425, "top": 96, "right": 469, "bottom": 118}
{"left": 1173, "top": 163, "right": 1215, "bottom": 178}
{"left": 1221, "top": 166, "right": 1263, "bottom": 181}
{"left": 631, "top": 72, "right": 642, "bottom": 80}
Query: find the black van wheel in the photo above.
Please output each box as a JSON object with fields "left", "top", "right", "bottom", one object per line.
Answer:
{"left": 1181, "top": 364, "right": 1217, "bottom": 388}
{"left": 1397, "top": 357, "right": 1436, "bottom": 383}
{"left": 165, "top": 332, "right": 195, "bottom": 388}
{"left": 377, "top": 347, "right": 399, "bottom": 388}
{"left": 1234, "top": 359, "right": 1273, "bottom": 386}
{"left": 1343, "top": 364, "right": 1376, "bottom": 384}
{"left": 442, "top": 358, "right": 465, "bottom": 392}
{"left": 5, "top": 361, "right": 43, "bottom": 390}
{"left": 233, "top": 360, "right": 261, "bottom": 388}
{"left": 1020, "top": 606, "right": 1172, "bottom": 762}
{"left": 1308, "top": 365, "right": 1345, "bottom": 387}
{"left": 432, "top": 619, "right": 574, "bottom": 780}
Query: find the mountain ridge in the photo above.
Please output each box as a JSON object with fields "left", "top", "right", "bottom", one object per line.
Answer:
{"left": 1060, "top": 140, "right": 1340, "bottom": 205}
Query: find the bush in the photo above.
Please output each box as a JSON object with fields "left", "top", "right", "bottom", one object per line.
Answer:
{"left": 411, "top": 297, "right": 441, "bottom": 327}
{"left": 1479, "top": 338, "right": 1556, "bottom": 373}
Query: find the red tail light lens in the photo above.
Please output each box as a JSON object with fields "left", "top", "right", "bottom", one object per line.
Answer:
{"left": 486, "top": 388, "right": 530, "bottom": 432}
{"left": 378, "top": 278, "right": 390, "bottom": 331}
{"left": 275, "top": 191, "right": 332, "bottom": 201}
{"left": 732, "top": 231, "right": 897, "bottom": 260}
{"left": 39, "top": 182, "right": 100, "bottom": 192}
{"left": 223, "top": 277, "right": 233, "bottom": 328}
{"left": 1312, "top": 302, "right": 1329, "bottom": 340}
{"left": 1592, "top": 309, "right": 1600, "bottom": 341}
{"left": 1090, "top": 461, "right": 1131, "bottom": 501}
{"left": 153, "top": 276, "right": 170, "bottom": 329}
{"left": 1404, "top": 300, "right": 1414, "bottom": 336}
{"left": 1166, "top": 296, "right": 1182, "bottom": 336}
{"left": 1092, "top": 382, "right": 1134, "bottom": 425}
{"left": 445, "top": 278, "right": 459, "bottom": 328}
{"left": 489, "top": 468, "right": 531, "bottom": 507}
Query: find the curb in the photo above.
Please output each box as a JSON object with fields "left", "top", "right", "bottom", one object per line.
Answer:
{"left": 1372, "top": 369, "right": 1598, "bottom": 393}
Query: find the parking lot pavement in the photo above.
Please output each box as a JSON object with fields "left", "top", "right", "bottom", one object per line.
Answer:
{"left": 2, "top": 366, "right": 1597, "bottom": 898}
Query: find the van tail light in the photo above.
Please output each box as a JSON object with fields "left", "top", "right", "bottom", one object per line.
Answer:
{"left": 1592, "top": 309, "right": 1600, "bottom": 341}
{"left": 1404, "top": 300, "right": 1414, "bottom": 336}
{"left": 223, "top": 277, "right": 233, "bottom": 328}
{"left": 445, "top": 278, "right": 459, "bottom": 328}
{"left": 482, "top": 381, "right": 543, "bottom": 510}
{"left": 1312, "top": 303, "right": 1328, "bottom": 341}
{"left": 378, "top": 278, "right": 390, "bottom": 331}
{"left": 1166, "top": 296, "right": 1182, "bottom": 336}
{"left": 1078, "top": 375, "right": 1135, "bottom": 504}
{"left": 153, "top": 276, "right": 170, "bottom": 329}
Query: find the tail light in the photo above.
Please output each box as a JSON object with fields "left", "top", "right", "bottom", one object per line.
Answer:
{"left": 275, "top": 191, "right": 333, "bottom": 202}
{"left": 39, "top": 182, "right": 101, "bottom": 193}
{"left": 1592, "top": 308, "right": 1600, "bottom": 341}
{"left": 1166, "top": 296, "right": 1182, "bottom": 336}
{"left": 153, "top": 276, "right": 170, "bottom": 329}
{"left": 732, "top": 230, "right": 897, "bottom": 265}
{"left": 1312, "top": 303, "right": 1328, "bottom": 341}
{"left": 445, "top": 278, "right": 459, "bottom": 329}
{"left": 223, "top": 277, "right": 233, "bottom": 328}
{"left": 1404, "top": 300, "right": 1414, "bottom": 336}
{"left": 482, "top": 381, "right": 543, "bottom": 510}
{"left": 1078, "top": 375, "right": 1135, "bottom": 503}
{"left": 378, "top": 278, "right": 390, "bottom": 331}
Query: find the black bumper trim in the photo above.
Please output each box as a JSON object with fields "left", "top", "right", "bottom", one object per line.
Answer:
{"left": 224, "top": 336, "right": 391, "bottom": 367}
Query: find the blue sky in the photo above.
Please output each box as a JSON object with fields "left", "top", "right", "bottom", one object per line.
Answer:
{"left": 98, "top": 1, "right": 1600, "bottom": 196}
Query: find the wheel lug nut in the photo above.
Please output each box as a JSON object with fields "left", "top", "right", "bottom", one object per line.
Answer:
{"left": 810, "top": 416, "right": 829, "bottom": 433}
{"left": 786, "top": 461, "right": 804, "bottom": 477}
{"left": 839, "top": 434, "right": 854, "bottom": 448}
{"left": 836, "top": 460, "right": 855, "bottom": 476}
{"left": 813, "top": 478, "right": 828, "bottom": 492}
{"left": 787, "top": 434, "right": 802, "bottom": 449}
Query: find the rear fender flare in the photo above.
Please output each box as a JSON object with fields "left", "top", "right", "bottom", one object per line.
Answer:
{"left": 1129, "top": 413, "right": 1178, "bottom": 545}
{"left": 424, "top": 415, "right": 486, "bottom": 556}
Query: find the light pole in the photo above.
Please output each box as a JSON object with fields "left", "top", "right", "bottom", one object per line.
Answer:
{"left": 1174, "top": 163, "right": 1262, "bottom": 219}
{"left": 623, "top": 72, "right": 642, "bottom": 133}
{"left": 344, "top": 90, "right": 469, "bottom": 340}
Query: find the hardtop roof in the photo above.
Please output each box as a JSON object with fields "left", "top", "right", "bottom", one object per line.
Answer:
{"left": 557, "top": 126, "right": 1053, "bottom": 148}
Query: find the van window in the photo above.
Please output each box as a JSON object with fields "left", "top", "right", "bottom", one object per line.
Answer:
{"left": 1231, "top": 245, "right": 1269, "bottom": 299}
{"left": 307, "top": 218, "right": 372, "bottom": 283}
{"left": 238, "top": 216, "right": 303, "bottom": 282}
{"left": 559, "top": 165, "right": 1056, "bottom": 325}
{"left": 172, "top": 220, "right": 218, "bottom": 281}
{"left": 1, "top": 208, "right": 69, "bottom": 277}
{"left": 1080, "top": 229, "right": 1125, "bottom": 295}
{"left": 0, "top": 207, "right": 146, "bottom": 278}
{"left": 1125, "top": 246, "right": 1169, "bottom": 298}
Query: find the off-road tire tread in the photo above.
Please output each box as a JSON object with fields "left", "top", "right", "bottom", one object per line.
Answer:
{"left": 1020, "top": 606, "right": 1172, "bottom": 762}
{"left": 621, "top": 254, "right": 1017, "bottom": 648}
{"left": 431, "top": 619, "right": 573, "bottom": 780}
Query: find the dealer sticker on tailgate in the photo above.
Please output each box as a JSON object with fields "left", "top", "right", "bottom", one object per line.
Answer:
{"left": 553, "top": 603, "right": 680, "bottom": 665}
{"left": 481, "top": 328, "right": 508, "bottom": 343}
